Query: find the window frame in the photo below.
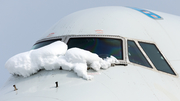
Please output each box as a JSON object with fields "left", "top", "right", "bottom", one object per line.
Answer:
{"left": 33, "top": 36, "right": 66, "bottom": 47}
{"left": 64, "top": 35, "right": 127, "bottom": 65}
{"left": 33, "top": 35, "right": 177, "bottom": 76}
{"left": 127, "top": 39, "right": 177, "bottom": 76}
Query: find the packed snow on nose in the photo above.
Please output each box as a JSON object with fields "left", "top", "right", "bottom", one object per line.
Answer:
{"left": 5, "top": 41, "right": 119, "bottom": 80}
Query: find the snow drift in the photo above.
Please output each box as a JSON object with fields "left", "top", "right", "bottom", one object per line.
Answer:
{"left": 5, "top": 41, "right": 119, "bottom": 80}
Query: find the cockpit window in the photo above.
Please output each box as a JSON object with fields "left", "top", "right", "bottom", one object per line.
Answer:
{"left": 128, "top": 40, "right": 152, "bottom": 68}
{"left": 139, "top": 42, "right": 176, "bottom": 75}
{"left": 32, "top": 39, "right": 61, "bottom": 49}
{"left": 67, "top": 38, "right": 123, "bottom": 59}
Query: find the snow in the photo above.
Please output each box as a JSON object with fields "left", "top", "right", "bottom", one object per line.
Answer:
{"left": 5, "top": 41, "right": 119, "bottom": 80}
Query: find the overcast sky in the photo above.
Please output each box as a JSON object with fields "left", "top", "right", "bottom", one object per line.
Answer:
{"left": 1, "top": 0, "right": 180, "bottom": 88}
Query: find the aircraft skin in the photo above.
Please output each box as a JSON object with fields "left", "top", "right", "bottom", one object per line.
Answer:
{"left": 1, "top": 6, "right": 180, "bottom": 101}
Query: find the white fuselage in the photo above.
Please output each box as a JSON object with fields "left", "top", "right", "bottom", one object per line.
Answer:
{"left": 1, "top": 6, "right": 180, "bottom": 101}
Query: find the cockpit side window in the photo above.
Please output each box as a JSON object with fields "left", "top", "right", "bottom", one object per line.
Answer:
{"left": 67, "top": 38, "right": 123, "bottom": 59}
{"left": 139, "top": 42, "right": 176, "bottom": 75}
{"left": 128, "top": 40, "right": 152, "bottom": 68}
{"left": 32, "top": 39, "right": 61, "bottom": 49}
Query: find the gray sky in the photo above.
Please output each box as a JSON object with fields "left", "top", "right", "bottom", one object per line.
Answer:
{"left": 1, "top": 0, "right": 180, "bottom": 88}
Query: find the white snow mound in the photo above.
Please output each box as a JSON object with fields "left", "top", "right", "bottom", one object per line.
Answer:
{"left": 5, "top": 41, "right": 119, "bottom": 80}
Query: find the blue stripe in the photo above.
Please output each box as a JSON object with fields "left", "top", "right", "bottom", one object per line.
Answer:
{"left": 129, "top": 7, "right": 162, "bottom": 19}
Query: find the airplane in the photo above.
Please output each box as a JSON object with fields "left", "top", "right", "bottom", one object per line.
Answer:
{"left": 1, "top": 6, "right": 180, "bottom": 101}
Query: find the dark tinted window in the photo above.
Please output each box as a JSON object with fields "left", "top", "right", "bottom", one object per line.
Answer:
{"left": 67, "top": 38, "right": 123, "bottom": 59}
{"left": 32, "top": 39, "right": 61, "bottom": 49}
{"left": 128, "top": 40, "right": 152, "bottom": 68}
{"left": 139, "top": 42, "right": 176, "bottom": 75}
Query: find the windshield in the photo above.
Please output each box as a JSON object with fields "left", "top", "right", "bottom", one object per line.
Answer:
{"left": 32, "top": 39, "right": 61, "bottom": 49}
{"left": 128, "top": 40, "right": 152, "bottom": 68}
{"left": 139, "top": 42, "right": 176, "bottom": 75}
{"left": 67, "top": 37, "right": 123, "bottom": 59}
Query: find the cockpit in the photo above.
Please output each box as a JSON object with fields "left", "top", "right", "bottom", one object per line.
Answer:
{"left": 32, "top": 35, "right": 176, "bottom": 76}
